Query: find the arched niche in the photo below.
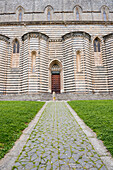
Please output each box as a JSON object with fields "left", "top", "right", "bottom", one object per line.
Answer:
{"left": 48, "top": 60, "right": 63, "bottom": 93}
{"left": 16, "top": 6, "right": 24, "bottom": 21}
{"left": 93, "top": 37, "right": 103, "bottom": 66}
{"left": 11, "top": 38, "right": 20, "bottom": 68}
{"left": 44, "top": 5, "right": 54, "bottom": 21}
{"left": 73, "top": 5, "right": 82, "bottom": 21}
{"left": 101, "top": 5, "right": 109, "bottom": 21}
{"left": 31, "top": 51, "right": 36, "bottom": 73}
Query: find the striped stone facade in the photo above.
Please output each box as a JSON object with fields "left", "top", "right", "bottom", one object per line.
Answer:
{"left": 0, "top": 0, "right": 113, "bottom": 94}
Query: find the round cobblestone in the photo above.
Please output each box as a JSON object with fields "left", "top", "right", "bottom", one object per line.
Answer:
{"left": 12, "top": 102, "right": 107, "bottom": 170}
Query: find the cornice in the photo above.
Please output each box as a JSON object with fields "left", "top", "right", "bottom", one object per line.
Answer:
{"left": 103, "top": 33, "right": 113, "bottom": 41}
{"left": 62, "top": 31, "right": 91, "bottom": 41}
{"left": 22, "top": 32, "right": 49, "bottom": 41}
{"left": 0, "top": 21, "right": 113, "bottom": 26}
{"left": 0, "top": 34, "right": 10, "bottom": 42}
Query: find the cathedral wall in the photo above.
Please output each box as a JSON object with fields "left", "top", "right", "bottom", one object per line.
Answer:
{"left": 1, "top": 24, "right": 113, "bottom": 40}
{"left": 49, "top": 41, "right": 63, "bottom": 61}
{"left": 21, "top": 38, "right": 29, "bottom": 93}
{"left": 1, "top": 12, "right": 113, "bottom": 22}
{"left": 104, "top": 35, "right": 113, "bottom": 93}
{"left": 21, "top": 33, "right": 49, "bottom": 94}
{"left": 0, "top": 0, "right": 113, "bottom": 22}
{"left": 63, "top": 37, "right": 75, "bottom": 92}
{"left": 0, "top": 40, "right": 8, "bottom": 94}
{"left": 62, "top": 34, "right": 92, "bottom": 93}
{"left": 39, "top": 38, "right": 49, "bottom": 93}
{"left": 91, "top": 38, "right": 109, "bottom": 94}
{"left": 0, "top": 23, "right": 113, "bottom": 94}
{"left": 28, "top": 37, "right": 39, "bottom": 93}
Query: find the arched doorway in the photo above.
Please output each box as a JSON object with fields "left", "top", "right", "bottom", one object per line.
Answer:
{"left": 48, "top": 60, "right": 64, "bottom": 94}
{"left": 51, "top": 64, "right": 60, "bottom": 93}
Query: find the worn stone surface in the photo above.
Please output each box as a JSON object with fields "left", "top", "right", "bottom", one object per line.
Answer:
{"left": 12, "top": 102, "right": 106, "bottom": 170}
{"left": 0, "top": 93, "right": 113, "bottom": 101}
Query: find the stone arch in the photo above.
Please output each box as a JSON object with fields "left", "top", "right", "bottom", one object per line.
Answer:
{"left": 44, "top": 5, "right": 54, "bottom": 12}
{"left": 100, "top": 5, "right": 109, "bottom": 12}
{"left": 48, "top": 60, "right": 63, "bottom": 93}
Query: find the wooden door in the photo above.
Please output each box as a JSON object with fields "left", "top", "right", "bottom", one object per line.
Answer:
{"left": 52, "top": 74, "right": 60, "bottom": 93}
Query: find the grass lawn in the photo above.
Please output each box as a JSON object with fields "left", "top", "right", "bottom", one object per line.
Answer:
{"left": 68, "top": 100, "right": 113, "bottom": 157}
{"left": 0, "top": 101, "right": 45, "bottom": 159}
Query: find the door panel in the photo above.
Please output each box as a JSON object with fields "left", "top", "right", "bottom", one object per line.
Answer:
{"left": 52, "top": 74, "right": 60, "bottom": 93}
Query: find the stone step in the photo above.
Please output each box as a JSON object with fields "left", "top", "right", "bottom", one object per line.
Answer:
{"left": 0, "top": 93, "right": 113, "bottom": 101}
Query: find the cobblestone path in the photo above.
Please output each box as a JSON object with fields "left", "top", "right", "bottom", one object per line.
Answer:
{"left": 13, "top": 102, "right": 106, "bottom": 170}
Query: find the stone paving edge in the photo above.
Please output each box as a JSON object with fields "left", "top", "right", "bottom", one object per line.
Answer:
{"left": 65, "top": 101, "right": 113, "bottom": 170}
{"left": 0, "top": 102, "right": 47, "bottom": 170}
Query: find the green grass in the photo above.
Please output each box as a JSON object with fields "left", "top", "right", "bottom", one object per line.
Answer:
{"left": 68, "top": 100, "right": 113, "bottom": 157}
{"left": 0, "top": 101, "right": 45, "bottom": 159}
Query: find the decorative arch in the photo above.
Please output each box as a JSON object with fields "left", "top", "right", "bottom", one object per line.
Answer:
{"left": 49, "top": 59, "right": 62, "bottom": 69}
{"left": 48, "top": 60, "right": 63, "bottom": 93}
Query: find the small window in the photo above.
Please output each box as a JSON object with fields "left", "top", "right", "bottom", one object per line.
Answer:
{"left": 76, "top": 8, "right": 80, "bottom": 21}
{"left": 19, "top": 11, "right": 22, "bottom": 21}
{"left": 31, "top": 52, "right": 36, "bottom": 73}
{"left": 101, "top": 6, "right": 109, "bottom": 21}
{"left": 47, "top": 11, "right": 51, "bottom": 21}
{"left": 13, "top": 39, "right": 19, "bottom": 53}
{"left": 16, "top": 6, "right": 24, "bottom": 21}
{"left": 94, "top": 38, "right": 100, "bottom": 52}
{"left": 12, "top": 39, "right": 20, "bottom": 68}
{"left": 103, "top": 10, "right": 107, "bottom": 21}
{"left": 76, "top": 51, "right": 81, "bottom": 72}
